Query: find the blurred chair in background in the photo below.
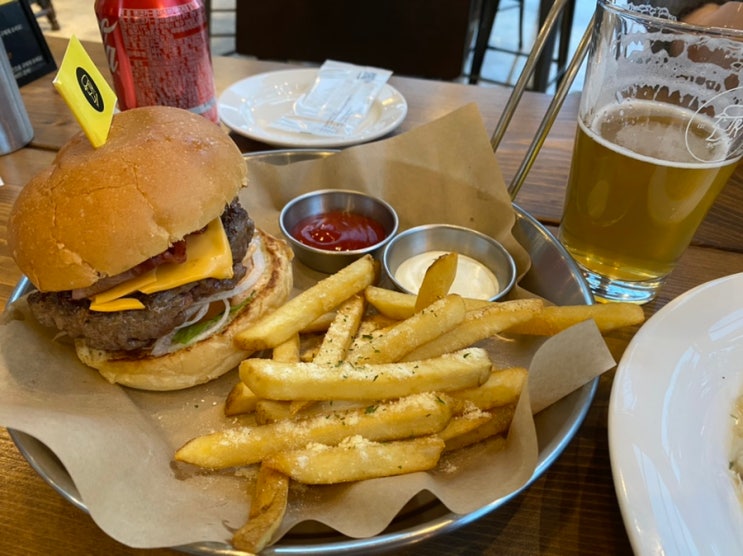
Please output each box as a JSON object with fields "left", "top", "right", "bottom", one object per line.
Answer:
{"left": 469, "top": 0, "right": 524, "bottom": 85}
{"left": 26, "top": 0, "right": 60, "bottom": 31}
{"left": 469, "top": 0, "right": 576, "bottom": 91}
{"left": 203, "top": 0, "right": 235, "bottom": 45}
{"left": 233, "top": 0, "right": 480, "bottom": 80}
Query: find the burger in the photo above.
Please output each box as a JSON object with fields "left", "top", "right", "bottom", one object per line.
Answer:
{"left": 7, "top": 106, "right": 293, "bottom": 391}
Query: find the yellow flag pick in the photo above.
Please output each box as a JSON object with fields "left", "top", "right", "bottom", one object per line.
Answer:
{"left": 53, "top": 36, "right": 117, "bottom": 148}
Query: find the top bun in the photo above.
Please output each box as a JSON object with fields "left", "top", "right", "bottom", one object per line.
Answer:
{"left": 8, "top": 106, "right": 247, "bottom": 292}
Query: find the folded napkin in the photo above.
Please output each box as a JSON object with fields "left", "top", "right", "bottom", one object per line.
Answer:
{"left": 271, "top": 60, "right": 392, "bottom": 136}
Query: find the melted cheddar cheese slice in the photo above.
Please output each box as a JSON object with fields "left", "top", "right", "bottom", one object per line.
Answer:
{"left": 90, "top": 218, "right": 233, "bottom": 312}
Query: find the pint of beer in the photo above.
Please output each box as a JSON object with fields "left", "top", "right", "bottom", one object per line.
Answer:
{"left": 558, "top": 0, "right": 743, "bottom": 303}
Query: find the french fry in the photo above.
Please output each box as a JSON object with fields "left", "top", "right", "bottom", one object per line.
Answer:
{"left": 414, "top": 252, "right": 458, "bottom": 312}
{"left": 436, "top": 411, "right": 494, "bottom": 442}
{"left": 255, "top": 399, "right": 366, "bottom": 425}
{"left": 300, "top": 311, "right": 336, "bottom": 333}
{"left": 364, "top": 286, "right": 418, "bottom": 320}
{"left": 272, "top": 334, "right": 301, "bottom": 363}
{"left": 288, "top": 400, "right": 312, "bottom": 416}
{"left": 504, "top": 303, "right": 645, "bottom": 335}
{"left": 313, "top": 294, "right": 365, "bottom": 365}
{"left": 241, "top": 347, "right": 492, "bottom": 401}
{"left": 273, "top": 302, "right": 369, "bottom": 414}
{"left": 234, "top": 255, "right": 377, "bottom": 352}
{"left": 449, "top": 366, "right": 527, "bottom": 410}
{"left": 437, "top": 367, "right": 526, "bottom": 443}
{"left": 174, "top": 251, "right": 648, "bottom": 548}
{"left": 401, "top": 299, "right": 544, "bottom": 361}
{"left": 231, "top": 464, "right": 289, "bottom": 553}
{"left": 365, "top": 285, "right": 489, "bottom": 321}
{"left": 264, "top": 436, "right": 445, "bottom": 485}
{"left": 443, "top": 404, "right": 516, "bottom": 452}
{"left": 224, "top": 335, "right": 300, "bottom": 417}
{"left": 254, "top": 399, "right": 293, "bottom": 425}
{"left": 276, "top": 334, "right": 310, "bottom": 418}
{"left": 273, "top": 334, "right": 309, "bottom": 416}
{"left": 224, "top": 382, "right": 259, "bottom": 417}
{"left": 174, "top": 392, "right": 454, "bottom": 469}
{"left": 347, "top": 294, "right": 466, "bottom": 364}
{"left": 346, "top": 314, "right": 399, "bottom": 356}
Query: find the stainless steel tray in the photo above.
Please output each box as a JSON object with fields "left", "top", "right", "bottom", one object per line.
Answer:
{"left": 8, "top": 149, "right": 596, "bottom": 555}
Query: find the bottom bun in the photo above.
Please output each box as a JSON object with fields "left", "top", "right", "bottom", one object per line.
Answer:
{"left": 75, "top": 230, "right": 293, "bottom": 391}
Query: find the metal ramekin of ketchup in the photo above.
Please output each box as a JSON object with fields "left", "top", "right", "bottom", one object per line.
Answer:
{"left": 279, "top": 189, "right": 399, "bottom": 274}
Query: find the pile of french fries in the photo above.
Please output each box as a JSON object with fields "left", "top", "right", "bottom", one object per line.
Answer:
{"left": 173, "top": 254, "right": 645, "bottom": 553}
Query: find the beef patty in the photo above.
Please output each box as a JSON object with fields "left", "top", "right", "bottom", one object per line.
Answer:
{"left": 28, "top": 199, "right": 255, "bottom": 352}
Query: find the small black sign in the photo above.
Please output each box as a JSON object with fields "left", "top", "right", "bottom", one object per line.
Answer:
{"left": 0, "top": 0, "right": 57, "bottom": 87}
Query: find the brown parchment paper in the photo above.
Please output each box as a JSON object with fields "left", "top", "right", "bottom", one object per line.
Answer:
{"left": 0, "top": 103, "right": 616, "bottom": 549}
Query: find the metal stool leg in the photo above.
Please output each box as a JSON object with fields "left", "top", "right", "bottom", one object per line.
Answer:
{"left": 469, "top": 0, "right": 502, "bottom": 84}
{"left": 517, "top": 0, "right": 525, "bottom": 50}
{"left": 555, "top": 0, "right": 577, "bottom": 88}
{"left": 489, "top": 1, "right": 595, "bottom": 199}
{"left": 532, "top": 0, "right": 578, "bottom": 92}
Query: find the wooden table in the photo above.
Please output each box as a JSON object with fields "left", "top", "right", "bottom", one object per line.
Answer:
{"left": 1, "top": 36, "right": 742, "bottom": 556}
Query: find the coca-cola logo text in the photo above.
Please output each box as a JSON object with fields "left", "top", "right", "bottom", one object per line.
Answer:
{"left": 76, "top": 67, "right": 104, "bottom": 113}
{"left": 98, "top": 18, "right": 119, "bottom": 74}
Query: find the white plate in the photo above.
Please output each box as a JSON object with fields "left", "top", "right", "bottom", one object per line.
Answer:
{"left": 609, "top": 272, "right": 743, "bottom": 555}
{"left": 218, "top": 69, "right": 408, "bottom": 148}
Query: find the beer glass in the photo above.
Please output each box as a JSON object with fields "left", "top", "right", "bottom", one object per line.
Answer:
{"left": 558, "top": 0, "right": 743, "bottom": 303}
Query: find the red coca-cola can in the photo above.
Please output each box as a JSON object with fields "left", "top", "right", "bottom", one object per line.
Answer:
{"left": 95, "top": 0, "right": 219, "bottom": 123}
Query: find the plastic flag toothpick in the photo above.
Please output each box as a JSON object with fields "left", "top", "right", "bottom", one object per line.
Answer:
{"left": 53, "top": 36, "right": 117, "bottom": 148}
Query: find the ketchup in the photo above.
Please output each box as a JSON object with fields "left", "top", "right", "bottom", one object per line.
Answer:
{"left": 291, "top": 211, "right": 387, "bottom": 251}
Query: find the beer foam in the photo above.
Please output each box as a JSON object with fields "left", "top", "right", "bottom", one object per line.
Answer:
{"left": 582, "top": 100, "right": 737, "bottom": 168}
{"left": 583, "top": 1, "right": 743, "bottom": 160}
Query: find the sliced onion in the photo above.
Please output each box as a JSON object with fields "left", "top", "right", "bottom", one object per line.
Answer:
{"left": 186, "top": 298, "right": 231, "bottom": 346}
{"left": 149, "top": 235, "right": 268, "bottom": 357}
{"left": 179, "top": 303, "right": 210, "bottom": 328}
{"left": 150, "top": 330, "right": 179, "bottom": 357}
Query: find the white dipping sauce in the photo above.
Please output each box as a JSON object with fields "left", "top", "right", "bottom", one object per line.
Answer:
{"left": 394, "top": 250, "right": 500, "bottom": 300}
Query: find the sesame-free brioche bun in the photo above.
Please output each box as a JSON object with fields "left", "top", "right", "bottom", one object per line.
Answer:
{"left": 75, "top": 230, "right": 293, "bottom": 391}
{"left": 8, "top": 105, "right": 247, "bottom": 292}
{"left": 8, "top": 106, "right": 295, "bottom": 391}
